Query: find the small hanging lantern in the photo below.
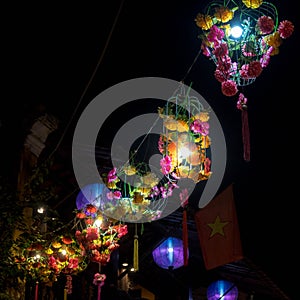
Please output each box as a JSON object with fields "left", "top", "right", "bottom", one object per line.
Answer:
{"left": 152, "top": 237, "right": 188, "bottom": 270}
{"left": 158, "top": 83, "right": 212, "bottom": 183}
{"left": 195, "top": 0, "right": 294, "bottom": 161}
{"left": 207, "top": 280, "right": 238, "bottom": 300}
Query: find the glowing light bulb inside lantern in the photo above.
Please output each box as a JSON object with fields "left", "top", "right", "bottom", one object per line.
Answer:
{"left": 34, "top": 254, "right": 41, "bottom": 260}
{"left": 230, "top": 25, "right": 243, "bottom": 39}
{"left": 61, "top": 249, "right": 67, "bottom": 256}
{"left": 94, "top": 216, "right": 103, "bottom": 227}
{"left": 178, "top": 146, "right": 191, "bottom": 160}
{"left": 37, "top": 207, "right": 44, "bottom": 214}
{"left": 167, "top": 239, "right": 174, "bottom": 265}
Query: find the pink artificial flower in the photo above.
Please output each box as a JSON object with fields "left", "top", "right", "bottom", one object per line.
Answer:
{"left": 201, "top": 43, "right": 211, "bottom": 57}
{"left": 277, "top": 20, "right": 294, "bottom": 39}
{"left": 257, "top": 16, "right": 274, "bottom": 34}
{"left": 160, "top": 155, "right": 173, "bottom": 175}
{"left": 213, "top": 43, "right": 228, "bottom": 58}
{"left": 260, "top": 48, "right": 272, "bottom": 67}
{"left": 93, "top": 273, "right": 106, "bottom": 286}
{"left": 236, "top": 93, "right": 248, "bottom": 110}
{"left": 240, "top": 64, "right": 250, "bottom": 78}
{"left": 86, "top": 227, "right": 99, "bottom": 241}
{"left": 214, "top": 69, "right": 227, "bottom": 82}
{"left": 115, "top": 224, "right": 128, "bottom": 238}
{"left": 216, "top": 55, "right": 232, "bottom": 73}
{"left": 48, "top": 256, "right": 58, "bottom": 269}
{"left": 221, "top": 80, "right": 238, "bottom": 96}
{"left": 113, "top": 190, "right": 122, "bottom": 199}
{"left": 106, "top": 191, "right": 115, "bottom": 200}
{"left": 190, "top": 119, "right": 210, "bottom": 136}
{"left": 247, "top": 61, "right": 263, "bottom": 77}
{"left": 75, "top": 230, "right": 83, "bottom": 242}
{"left": 150, "top": 185, "right": 160, "bottom": 197}
{"left": 160, "top": 186, "right": 168, "bottom": 198}
{"left": 107, "top": 167, "right": 118, "bottom": 183}
{"left": 207, "top": 25, "right": 224, "bottom": 45}
{"left": 68, "top": 258, "right": 79, "bottom": 269}
{"left": 158, "top": 136, "right": 165, "bottom": 153}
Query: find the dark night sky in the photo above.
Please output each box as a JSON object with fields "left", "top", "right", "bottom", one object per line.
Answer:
{"left": 1, "top": 0, "right": 298, "bottom": 298}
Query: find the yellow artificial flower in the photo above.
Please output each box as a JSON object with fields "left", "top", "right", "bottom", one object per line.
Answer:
{"left": 177, "top": 120, "right": 189, "bottom": 132}
{"left": 264, "top": 31, "right": 282, "bottom": 49}
{"left": 93, "top": 240, "right": 102, "bottom": 246}
{"left": 242, "top": 0, "right": 263, "bottom": 9}
{"left": 163, "top": 117, "right": 178, "bottom": 131}
{"left": 52, "top": 241, "right": 62, "bottom": 248}
{"left": 107, "top": 180, "right": 118, "bottom": 189}
{"left": 200, "top": 136, "right": 211, "bottom": 148}
{"left": 140, "top": 172, "right": 159, "bottom": 187}
{"left": 123, "top": 164, "right": 136, "bottom": 175}
{"left": 193, "top": 111, "right": 210, "bottom": 122}
{"left": 214, "top": 6, "right": 234, "bottom": 23}
{"left": 45, "top": 248, "right": 53, "bottom": 255}
{"left": 66, "top": 247, "right": 75, "bottom": 255}
{"left": 195, "top": 13, "right": 214, "bottom": 30}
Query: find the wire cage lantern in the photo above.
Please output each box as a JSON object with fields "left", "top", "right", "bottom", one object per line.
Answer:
{"left": 158, "top": 84, "right": 212, "bottom": 184}
{"left": 195, "top": 0, "right": 294, "bottom": 95}
{"left": 195, "top": 0, "right": 294, "bottom": 161}
{"left": 152, "top": 237, "right": 188, "bottom": 270}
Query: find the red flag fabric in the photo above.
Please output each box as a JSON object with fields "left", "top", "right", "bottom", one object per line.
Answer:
{"left": 194, "top": 184, "right": 243, "bottom": 270}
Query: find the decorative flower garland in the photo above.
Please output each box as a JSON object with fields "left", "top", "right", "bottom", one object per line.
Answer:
{"left": 74, "top": 204, "right": 128, "bottom": 264}
{"left": 100, "top": 164, "right": 177, "bottom": 223}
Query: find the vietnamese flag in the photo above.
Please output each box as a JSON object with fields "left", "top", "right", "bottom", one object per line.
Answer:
{"left": 194, "top": 184, "right": 243, "bottom": 270}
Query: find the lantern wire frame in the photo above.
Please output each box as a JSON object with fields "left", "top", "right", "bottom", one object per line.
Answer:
{"left": 158, "top": 83, "right": 212, "bottom": 183}
{"left": 198, "top": 0, "right": 279, "bottom": 88}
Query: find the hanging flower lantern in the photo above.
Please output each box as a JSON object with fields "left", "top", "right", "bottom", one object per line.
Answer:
{"left": 158, "top": 84, "right": 212, "bottom": 183}
{"left": 195, "top": 0, "right": 294, "bottom": 161}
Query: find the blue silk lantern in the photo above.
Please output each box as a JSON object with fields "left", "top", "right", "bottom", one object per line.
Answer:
{"left": 76, "top": 183, "right": 109, "bottom": 210}
{"left": 152, "top": 237, "right": 187, "bottom": 270}
{"left": 207, "top": 280, "right": 238, "bottom": 300}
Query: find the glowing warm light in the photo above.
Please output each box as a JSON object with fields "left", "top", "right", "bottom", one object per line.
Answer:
{"left": 61, "top": 249, "right": 67, "bottom": 256}
{"left": 230, "top": 25, "right": 243, "bottom": 38}
{"left": 178, "top": 146, "right": 191, "bottom": 159}
{"left": 37, "top": 207, "right": 44, "bottom": 214}
{"left": 94, "top": 217, "right": 103, "bottom": 227}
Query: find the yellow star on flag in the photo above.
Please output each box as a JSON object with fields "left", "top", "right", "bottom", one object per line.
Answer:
{"left": 207, "top": 215, "right": 229, "bottom": 237}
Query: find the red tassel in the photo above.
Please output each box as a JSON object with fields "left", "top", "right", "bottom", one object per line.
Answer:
{"left": 35, "top": 282, "right": 39, "bottom": 300}
{"left": 241, "top": 109, "right": 250, "bottom": 161}
{"left": 182, "top": 208, "right": 188, "bottom": 266}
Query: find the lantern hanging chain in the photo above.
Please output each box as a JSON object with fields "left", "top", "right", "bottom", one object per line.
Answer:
{"left": 180, "top": 48, "right": 202, "bottom": 83}
{"left": 126, "top": 47, "right": 202, "bottom": 168}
